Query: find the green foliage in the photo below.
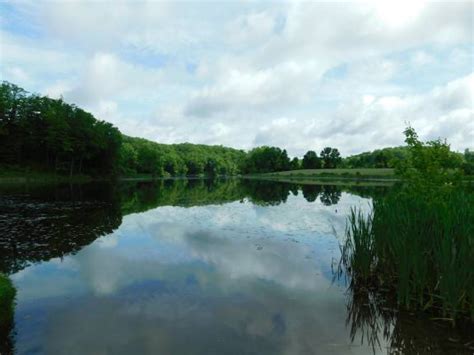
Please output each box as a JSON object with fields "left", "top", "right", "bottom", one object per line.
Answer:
{"left": 302, "top": 150, "right": 321, "bottom": 169}
{"left": 462, "top": 149, "right": 474, "bottom": 175}
{"left": 0, "top": 82, "right": 246, "bottom": 178}
{"left": 343, "top": 146, "right": 411, "bottom": 168}
{"left": 395, "top": 126, "right": 463, "bottom": 186}
{"left": 343, "top": 188, "right": 474, "bottom": 321}
{"left": 241, "top": 146, "right": 291, "bottom": 174}
{"left": 343, "top": 140, "right": 464, "bottom": 171}
{"left": 118, "top": 136, "right": 246, "bottom": 177}
{"left": 320, "top": 147, "right": 341, "bottom": 168}
{"left": 290, "top": 157, "right": 300, "bottom": 170}
{"left": 0, "top": 81, "right": 122, "bottom": 176}
{"left": 0, "top": 274, "right": 15, "bottom": 325}
{"left": 341, "top": 127, "right": 474, "bottom": 321}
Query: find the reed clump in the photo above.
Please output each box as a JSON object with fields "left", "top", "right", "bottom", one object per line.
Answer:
{"left": 341, "top": 127, "right": 474, "bottom": 321}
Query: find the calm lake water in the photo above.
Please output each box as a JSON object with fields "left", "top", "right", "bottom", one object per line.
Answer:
{"left": 0, "top": 179, "right": 472, "bottom": 354}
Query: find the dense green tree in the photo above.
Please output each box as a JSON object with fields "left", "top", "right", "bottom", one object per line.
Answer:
{"left": 6, "top": 81, "right": 467, "bottom": 179}
{"left": 396, "top": 126, "right": 464, "bottom": 184}
{"left": 118, "top": 142, "right": 138, "bottom": 175}
{"left": 204, "top": 158, "right": 218, "bottom": 177}
{"left": 290, "top": 157, "right": 300, "bottom": 170}
{"left": 137, "top": 143, "right": 163, "bottom": 177}
{"left": 241, "top": 146, "right": 291, "bottom": 174}
{"left": 118, "top": 136, "right": 245, "bottom": 177}
{"left": 0, "top": 81, "right": 121, "bottom": 176}
{"left": 302, "top": 150, "right": 321, "bottom": 169}
{"left": 320, "top": 147, "right": 341, "bottom": 169}
{"left": 462, "top": 149, "right": 474, "bottom": 175}
{"left": 0, "top": 81, "right": 248, "bottom": 178}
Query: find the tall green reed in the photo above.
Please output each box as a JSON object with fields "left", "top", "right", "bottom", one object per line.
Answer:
{"left": 342, "top": 186, "right": 473, "bottom": 321}
{"left": 341, "top": 126, "right": 473, "bottom": 321}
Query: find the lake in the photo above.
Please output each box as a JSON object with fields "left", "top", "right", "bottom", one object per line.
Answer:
{"left": 0, "top": 179, "right": 471, "bottom": 354}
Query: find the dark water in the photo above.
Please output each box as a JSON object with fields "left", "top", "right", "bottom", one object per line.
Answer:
{"left": 0, "top": 179, "right": 471, "bottom": 354}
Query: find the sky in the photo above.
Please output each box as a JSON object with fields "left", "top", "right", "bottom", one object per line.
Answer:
{"left": 0, "top": 0, "right": 473, "bottom": 157}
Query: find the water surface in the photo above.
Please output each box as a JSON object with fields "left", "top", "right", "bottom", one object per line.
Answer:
{"left": 0, "top": 179, "right": 471, "bottom": 354}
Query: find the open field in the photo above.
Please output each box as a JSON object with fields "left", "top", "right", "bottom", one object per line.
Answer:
{"left": 244, "top": 176, "right": 394, "bottom": 187}
{"left": 251, "top": 168, "right": 397, "bottom": 181}
{"left": 266, "top": 168, "right": 394, "bottom": 176}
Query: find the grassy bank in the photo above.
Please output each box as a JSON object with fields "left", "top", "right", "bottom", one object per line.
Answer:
{"left": 252, "top": 168, "right": 397, "bottom": 181}
{"left": 243, "top": 175, "right": 394, "bottom": 187}
{"left": 0, "top": 274, "right": 15, "bottom": 326}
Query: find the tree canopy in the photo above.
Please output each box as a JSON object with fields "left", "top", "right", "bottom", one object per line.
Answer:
{"left": 320, "top": 147, "right": 341, "bottom": 169}
{"left": 0, "top": 81, "right": 245, "bottom": 177}
{"left": 302, "top": 150, "right": 321, "bottom": 169}
{"left": 0, "top": 81, "right": 121, "bottom": 176}
{"left": 1, "top": 81, "right": 469, "bottom": 178}
{"left": 119, "top": 136, "right": 246, "bottom": 177}
{"left": 240, "top": 146, "right": 291, "bottom": 174}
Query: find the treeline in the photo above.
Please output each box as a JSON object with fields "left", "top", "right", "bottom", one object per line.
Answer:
{"left": 342, "top": 147, "right": 409, "bottom": 168}
{"left": 0, "top": 82, "right": 246, "bottom": 177}
{"left": 2, "top": 81, "right": 472, "bottom": 177}
{"left": 0, "top": 81, "right": 245, "bottom": 177}
{"left": 341, "top": 146, "right": 473, "bottom": 174}
{"left": 0, "top": 82, "right": 121, "bottom": 176}
{"left": 241, "top": 146, "right": 343, "bottom": 173}
{"left": 119, "top": 136, "right": 245, "bottom": 177}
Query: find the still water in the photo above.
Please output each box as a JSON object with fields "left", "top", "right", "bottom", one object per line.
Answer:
{"left": 0, "top": 179, "right": 471, "bottom": 354}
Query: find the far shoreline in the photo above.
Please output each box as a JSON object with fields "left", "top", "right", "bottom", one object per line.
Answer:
{"left": 1, "top": 167, "right": 472, "bottom": 185}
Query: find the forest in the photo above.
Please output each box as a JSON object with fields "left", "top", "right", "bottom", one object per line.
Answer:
{"left": 1, "top": 81, "right": 472, "bottom": 178}
{"left": 0, "top": 81, "right": 247, "bottom": 177}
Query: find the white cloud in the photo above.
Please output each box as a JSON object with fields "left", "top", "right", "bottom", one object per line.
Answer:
{"left": 0, "top": 1, "right": 472, "bottom": 155}
{"left": 185, "top": 60, "right": 319, "bottom": 117}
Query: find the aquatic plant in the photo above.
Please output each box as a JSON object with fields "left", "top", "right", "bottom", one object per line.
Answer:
{"left": 0, "top": 274, "right": 15, "bottom": 326}
{"left": 0, "top": 273, "right": 15, "bottom": 354}
{"left": 341, "top": 127, "right": 474, "bottom": 321}
{"left": 342, "top": 188, "right": 474, "bottom": 320}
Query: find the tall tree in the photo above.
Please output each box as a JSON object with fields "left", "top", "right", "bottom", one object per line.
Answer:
{"left": 320, "top": 147, "right": 341, "bottom": 169}
{"left": 241, "top": 146, "right": 291, "bottom": 174}
{"left": 290, "top": 157, "right": 300, "bottom": 170}
{"left": 302, "top": 151, "right": 321, "bottom": 169}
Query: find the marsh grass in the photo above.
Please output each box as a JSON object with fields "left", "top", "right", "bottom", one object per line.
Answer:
{"left": 341, "top": 127, "right": 474, "bottom": 322}
{"left": 341, "top": 185, "right": 474, "bottom": 321}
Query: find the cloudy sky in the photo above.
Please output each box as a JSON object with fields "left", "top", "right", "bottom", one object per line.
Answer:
{"left": 0, "top": 1, "right": 472, "bottom": 156}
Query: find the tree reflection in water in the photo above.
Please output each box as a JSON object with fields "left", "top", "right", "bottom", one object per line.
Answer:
{"left": 0, "top": 178, "right": 390, "bottom": 354}
{"left": 0, "top": 179, "right": 386, "bottom": 276}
